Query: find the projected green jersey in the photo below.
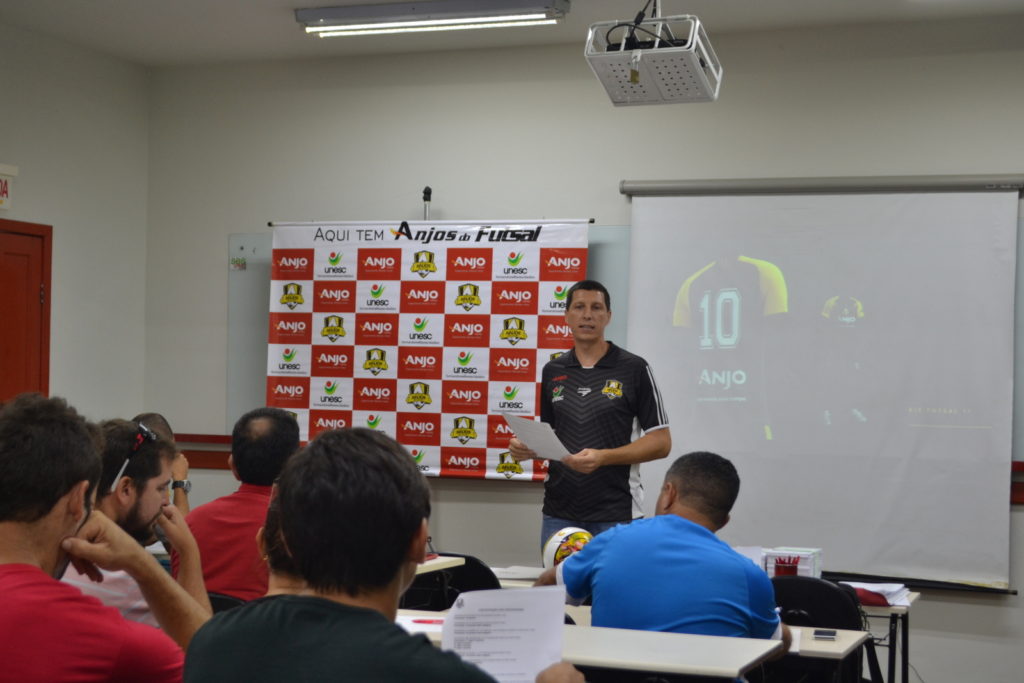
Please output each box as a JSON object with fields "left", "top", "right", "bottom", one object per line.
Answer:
{"left": 674, "top": 255, "right": 788, "bottom": 451}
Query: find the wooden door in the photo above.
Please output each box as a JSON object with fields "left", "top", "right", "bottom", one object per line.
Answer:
{"left": 0, "top": 219, "right": 51, "bottom": 401}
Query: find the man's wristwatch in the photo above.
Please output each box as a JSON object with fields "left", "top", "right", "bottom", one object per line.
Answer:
{"left": 171, "top": 479, "right": 192, "bottom": 494}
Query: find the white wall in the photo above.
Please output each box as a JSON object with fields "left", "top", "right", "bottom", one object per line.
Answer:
{"left": 0, "top": 23, "right": 150, "bottom": 420}
{"left": 5, "top": 13, "right": 1024, "bottom": 681}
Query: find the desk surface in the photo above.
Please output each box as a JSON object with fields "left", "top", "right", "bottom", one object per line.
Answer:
{"left": 791, "top": 626, "right": 869, "bottom": 660}
{"left": 860, "top": 591, "right": 919, "bottom": 616}
{"left": 399, "top": 609, "right": 781, "bottom": 679}
{"left": 416, "top": 555, "right": 465, "bottom": 575}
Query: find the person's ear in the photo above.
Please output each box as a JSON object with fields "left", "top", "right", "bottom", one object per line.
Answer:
{"left": 256, "top": 526, "right": 267, "bottom": 559}
{"left": 65, "top": 480, "right": 91, "bottom": 523}
{"left": 407, "top": 519, "right": 429, "bottom": 564}
{"left": 228, "top": 454, "right": 241, "bottom": 481}
{"left": 113, "top": 476, "right": 135, "bottom": 506}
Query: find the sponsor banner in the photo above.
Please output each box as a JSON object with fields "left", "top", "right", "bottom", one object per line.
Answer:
{"left": 403, "top": 249, "right": 447, "bottom": 280}
{"left": 399, "top": 313, "right": 442, "bottom": 346}
{"left": 488, "top": 448, "right": 534, "bottom": 481}
{"left": 440, "top": 414, "right": 488, "bottom": 449}
{"left": 401, "top": 280, "right": 446, "bottom": 314}
{"left": 443, "top": 347, "right": 489, "bottom": 381}
{"left": 441, "top": 380, "right": 488, "bottom": 414}
{"left": 352, "top": 378, "right": 397, "bottom": 412}
{"left": 399, "top": 380, "right": 442, "bottom": 414}
{"left": 396, "top": 411, "right": 442, "bottom": 446}
{"left": 489, "top": 347, "right": 535, "bottom": 383}
{"left": 268, "top": 313, "right": 312, "bottom": 345}
{"left": 354, "top": 313, "right": 399, "bottom": 347}
{"left": 312, "top": 312, "right": 353, "bottom": 345}
{"left": 314, "top": 281, "right": 356, "bottom": 313}
{"left": 446, "top": 249, "right": 492, "bottom": 280}
{"left": 357, "top": 248, "right": 403, "bottom": 280}
{"left": 492, "top": 246, "right": 540, "bottom": 281}
{"left": 491, "top": 281, "right": 538, "bottom": 316}
{"left": 488, "top": 381, "right": 534, "bottom": 416}
{"left": 267, "top": 343, "right": 311, "bottom": 377}
{"left": 408, "top": 446, "right": 441, "bottom": 477}
{"left": 270, "top": 220, "right": 587, "bottom": 481}
{"left": 272, "top": 249, "right": 315, "bottom": 280}
{"left": 539, "top": 282, "right": 573, "bottom": 315}
{"left": 440, "top": 446, "right": 488, "bottom": 477}
{"left": 286, "top": 409, "right": 310, "bottom": 442}
{"left": 398, "top": 346, "right": 444, "bottom": 380}
{"left": 309, "top": 409, "right": 352, "bottom": 438}
{"left": 537, "top": 315, "right": 575, "bottom": 349}
{"left": 266, "top": 376, "right": 310, "bottom": 410}
{"left": 309, "top": 377, "right": 353, "bottom": 410}
{"left": 270, "top": 280, "right": 314, "bottom": 314}
{"left": 313, "top": 247, "right": 357, "bottom": 279}
{"left": 355, "top": 280, "right": 400, "bottom": 313}
{"left": 353, "top": 410, "right": 396, "bottom": 436}
{"left": 444, "top": 314, "right": 490, "bottom": 347}
{"left": 487, "top": 413, "right": 517, "bottom": 449}
{"left": 490, "top": 314, "right": 538, "bottom": 349}
{"left": 311, "top": 345, "right": 354, "bottom": 377}
{"left": 539, "top": 248, "right": 587, "bottom": 281}
{"left": 532, "top": 455, "right": 549, "bottom": 481}
{"left": 445, "top": 281, "right": 492, "bottom": 315}
{"left": 353, "top": 345, "right": 398, "bottom": 380}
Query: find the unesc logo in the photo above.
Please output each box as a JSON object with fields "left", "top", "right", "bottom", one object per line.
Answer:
{"left": 410, "top": 250, "right": 438, "bottom": 278}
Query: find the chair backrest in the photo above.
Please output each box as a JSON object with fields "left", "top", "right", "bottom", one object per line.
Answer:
{"left": 208, "top": 592, "right": 246, "bottom": 614}
{"left": 399, "top": 553, "right": 501, "bottom": 611}
{"left": 771, "top": 575, "right": 864, "bottom": 630}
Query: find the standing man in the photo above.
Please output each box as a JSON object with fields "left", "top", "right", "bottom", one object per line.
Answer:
{"left": 509, "top": 280, "right": 671, "bottom": 546}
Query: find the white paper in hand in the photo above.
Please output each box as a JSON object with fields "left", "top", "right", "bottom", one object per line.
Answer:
{"left": 442, "top": 586, "right": 565, "bottom": 683}
{"left": 501, "top": 413, "right": 568, "bottom": 461}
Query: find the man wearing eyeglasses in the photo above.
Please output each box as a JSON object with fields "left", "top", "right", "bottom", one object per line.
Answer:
{"left": 63, "top": 419, "right": 212, "bottom": 631}
{"left": 0, "top": 393, "right": 208, "bottom": 681}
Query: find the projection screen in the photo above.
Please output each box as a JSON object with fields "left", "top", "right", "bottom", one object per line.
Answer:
{"left": 627, "top": 190, "right": 1018, "bottom": 587}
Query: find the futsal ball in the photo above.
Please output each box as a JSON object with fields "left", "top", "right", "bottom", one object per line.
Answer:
{"left": 542, "top": 527, "right": 594, "bottom": 568}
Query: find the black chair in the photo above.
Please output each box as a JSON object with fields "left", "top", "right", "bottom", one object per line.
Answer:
{"left": 399, "top": 553, "right": 501, "bottom": 611}
{"left": 763, "top": 576, "right": 882, "bottom": 683}
{"left": 207, "top": 592, "right": 246, "bottom": 614}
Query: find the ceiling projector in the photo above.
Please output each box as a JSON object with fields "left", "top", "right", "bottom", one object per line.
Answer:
{"left": 585, "top": 14, "right": 722, "bottom": 106}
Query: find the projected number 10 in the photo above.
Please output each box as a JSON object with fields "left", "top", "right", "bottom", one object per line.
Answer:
{"left": 698, "top": 288, "right": 741, "bottom": 349}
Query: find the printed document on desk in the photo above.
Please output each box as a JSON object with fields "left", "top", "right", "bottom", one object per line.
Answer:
{"left": 501, "top": 414, "right": 568, "bottom": 461}
{"left": 442, "top": 586, "right": 565, "bottom": 683}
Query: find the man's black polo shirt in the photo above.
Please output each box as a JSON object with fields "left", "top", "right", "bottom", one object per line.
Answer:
{"left": 540, "top": 342, "right": 669, "bottom": 522}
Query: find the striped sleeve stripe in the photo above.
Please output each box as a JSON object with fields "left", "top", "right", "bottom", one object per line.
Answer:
{"left": 645, "top": 363, "right": 669, "bottom": 426}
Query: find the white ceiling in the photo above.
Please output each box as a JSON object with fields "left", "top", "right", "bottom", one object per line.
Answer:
{"left": 2, "top": 0, "right": 1024, "bottom": 67}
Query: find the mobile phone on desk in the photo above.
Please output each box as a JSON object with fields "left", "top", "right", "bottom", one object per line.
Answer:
{"left": 812, "top": 628, "right": 837, "bottom": 640}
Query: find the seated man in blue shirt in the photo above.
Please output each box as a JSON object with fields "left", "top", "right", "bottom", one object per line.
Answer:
{"left": 538, "top": 451, "right": 790, "bottom": 653}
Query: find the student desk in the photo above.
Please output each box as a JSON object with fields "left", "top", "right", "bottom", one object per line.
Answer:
{"left": 417, "top": 555, "right": 465, "bottom": 575}
{"left": 399, "top": 609, "right": 782, "bottom": 680}
{"left": 860, "top": 592, "right": 919, "bottom": 683}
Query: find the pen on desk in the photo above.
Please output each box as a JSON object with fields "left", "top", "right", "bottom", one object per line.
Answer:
{"left": 412, "top": 619, "right": 445, "bottom": 624}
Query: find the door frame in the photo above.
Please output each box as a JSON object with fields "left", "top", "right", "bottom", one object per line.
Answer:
{"left": 0, "top": 218, "right": 52, "bottom": 396}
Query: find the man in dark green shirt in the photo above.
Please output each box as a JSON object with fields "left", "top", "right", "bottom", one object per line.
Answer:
{"left": 184, "top": 427, "right": 580, "bottom": 683}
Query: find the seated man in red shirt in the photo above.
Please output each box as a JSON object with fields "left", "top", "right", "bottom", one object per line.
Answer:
{"left": 179, "top": 407, "right": 299, "bottom": 601}
{"left": 0, "top": 393, "right": 208, "bottom": 681}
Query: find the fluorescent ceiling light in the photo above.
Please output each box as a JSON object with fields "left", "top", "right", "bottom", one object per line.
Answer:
{"left": 296, "top": 0, "right": 569, "bottom": 38}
